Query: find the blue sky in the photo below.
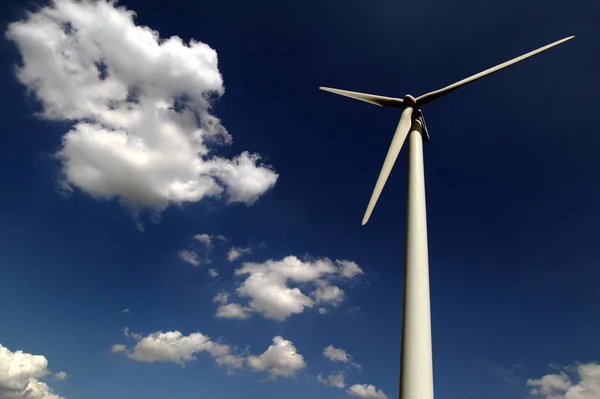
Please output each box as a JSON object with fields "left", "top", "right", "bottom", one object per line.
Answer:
{"left": 0, "top": 0, "right": 598, "bottom": 399}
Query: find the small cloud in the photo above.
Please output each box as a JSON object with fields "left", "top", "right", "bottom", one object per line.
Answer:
{"left": 216, "top": 303, "right": 252, "bottom": 319}
{"left": 123, "top": 327, "right": 143, "bottom": 340}
{"left": 111, "top": 344, "right": 127, "bottom": 353}
{"left": 122, "top": 308, "right": 131, "bottom": 314}
{"left": 347, "top": 384, "right": 388, "bottom": 399}
{"left": 318, "top": 307, "right": 328, "bottom": 315}
{"left": 194, "top": 234, "right": 213, "bottom": 248}
{"left": 339, "top": 260, "right": 364, "bottom": 278}
{"left": 317, "top": 371, "right": 346, "bottom": 388}
{"left": 179, "top": 250, "right": 201, "bottom": 266}
{"left": 323, "top": 345, "right": 361, "bottom": 369}
{"left": 118, "top": 330, "right": 244, "bottom": 373}
{"left": 213, "top": 292, "right": 229, "bottom": 304}
{"left": 208, "top": 268, "right": 219, "bottom": 278}
{"left": 247, "top": 336, "right": 306, "bottom": 379}
{"left": 54, "top": 371, "right": 68, "bottom": 380}
{"left": 227, "top": 246, "right": 251, "bottom": 262}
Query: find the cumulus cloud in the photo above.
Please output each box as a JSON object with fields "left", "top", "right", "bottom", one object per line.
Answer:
{"left": 323, "top": 345, "right": 351, "bottom": 363}
{"left": 178, "top": 250, "right": 200, "bottom": 266}
{"left": 347, "top": 384, "right": 388, "bottom": 399}
{"left": 110, "top": 344, "right": 127, "bottom": 353}
{"left": 339, "top": 261, "right": 364, "bottom": 279}
{"left": 317, "top": 371, "right": 346, "bottom": 389}
{"left": 116, "top": 330, "right": 243, "bottom": 373}
{"left": 232, "top": 256, "right": 363, "bottom": 320}
{"left": 194, "top": 233, "right": 214, "bottom": 248}
{"left": 0, "top": 343, "right": 65, "bottom": 399}
{"left": 53, "top": 372, "right": 67, "bottom": 381}
{"left": 312, "top": 281, "right": 345, "bottom": 307}
{"left": 6, "top": 0, "right": 278, "bottom": 219}
{"left": 323, "top": 345, "right": 361, "bottom": 370}
{"left": 227, "top": 246, "right": 251, "bottom": 262}
{"left": 208, "top": 268, "right": 219, "bottom": 278}
{"left": 247, "top": 336, "right": 306, "bottom": 379}
{"left": 216, "top": 303, "right": 252, "bottom": 320}
{"left": 527, "top": 363, "right": 600, "bottom": 399}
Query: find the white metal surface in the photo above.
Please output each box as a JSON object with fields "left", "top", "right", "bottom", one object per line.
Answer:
{"left": 362, "top": 107, "right": 414, "bottom": 225}
{"left": 400, "top": 122, "right": 434, "bottom": 399}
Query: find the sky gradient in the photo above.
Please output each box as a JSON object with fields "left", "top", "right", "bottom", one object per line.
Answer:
{"left": 0, "top": 1, "right": 598, "bottom": 399}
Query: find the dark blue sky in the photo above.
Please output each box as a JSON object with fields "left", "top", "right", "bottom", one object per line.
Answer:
{"left": 0, "top": 0, "right": 598, "bottom": 399}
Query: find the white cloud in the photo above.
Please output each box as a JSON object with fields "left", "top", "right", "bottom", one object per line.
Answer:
{"left": 0, "top": 343, "right": 65, "bottom": 399}
{"left": 323, "top": 345, "right": 351, "bottom": 363}
{"left": 312, "top": 280, "right": 345, "bottom": 306}
{"left": 227, "top": 246, "right": 251, "bottom": 262}
{"left": 339, "top": 261, "right": 364, "bottom": 279}
{"left": 53, "top": 372, "right": 67, "bottom": 381}
{"left": 178, "top": 250, "right": 200, "bottom": 266}
{"left": 121, "top": 308, "right": 130, "bottom": 314}
{"left": 110, "top": 344, "right": 127, "bottom": 353}
{"left": 323, "top": 345, "right": 361, "bottom": 369}
{"left": 216, "top": 303, "right": 252, "bottom": 319}
{"left": 317, "top": 371, "right": 346, "bottom": 388}
{"left": 347, "top": 384, "right": 388, "bottom": 399}
{"left": 318, "top": 307, "right": 328, "bottom": 315}
{"left": 233, "top": 256, "right": 362, "bottom": 320}
{"left": 247, "top": 336, "right": 306, "bottom": 379}
{"left": 126, "top": 331, "right": 212, "bottom": 365}
{"left": 213, "top": 292, "right": 229, "bottom": 305}
{"left": 120, "top": 330, "right": 243, "bottom": 373}
{"left": 208, "top": 268, "right": 219, "bottom": 278}
{"left": 6, "top": 0, "right": 278, "bottom": 219}
{"left": 123, "top": 327, "right": 143, "bottom": 340}
{"left": 527, "top": 363, "right": 600, "bottom": 399}
{"left": 194, "top": 233, "right": 213, "bottom": 248}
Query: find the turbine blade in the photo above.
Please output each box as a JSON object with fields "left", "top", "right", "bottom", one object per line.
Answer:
{"left": 416, "top": 36, "right": 575, "bottom": 106}
{"left": 362, "top": 107, "right": 414, "bottom": 225}
{"left": 320, "top": 87, "right": 404, "bottom": 108}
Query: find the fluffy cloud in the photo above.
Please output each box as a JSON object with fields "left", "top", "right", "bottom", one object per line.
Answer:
{"left": 323, "top": 345, "right": 361, "bottom": 370}
{"left": 6, "top": 0, "right": 278, "bottom": 218}
{"left": 317, "top": 371, "right": 346, "bottom": 388}
{"left": 527, "top": 363, "right": 600, "bottom": 399}
{"left": 339, "top": 261, "right": 364, "bottom": 279}
{"left": 232, "top": 256, "right": 363, "bottom": 320}
{"left": 247, "top": 336, "right": 306, "bottom": 379}
{"left": 110, "top": 344, "right": 127, "bottom": 353}
{"left": 0, "top": 343, "right": 65, "bottom": 399}
{"left": 323, "top": 345, "right": 351, "bottom": 363}
{"left": 347, "top": 384, "right": 388, "bottom": 399}
{"left": 312, "top": 281, "right": 345, "bottom": 307}
{"left": 194, "top": 234, "right": 214, "bottom": 248}
{"left": 216, "top": 303, "right": 252, "bottom": 320}
{"left": 208, "top": 268, "right": 219, "bottom": 278}
{"left": 178, "top": 250, "right": 200, "bottom": 266}
{"left": 53, "top": 372, "right": 67, "bottom": 381}
{"left": 227, "top": 246, "right": 251, "bottom": 262}
{"left": 116, "top": 330, "right": 243, "bottom": 373}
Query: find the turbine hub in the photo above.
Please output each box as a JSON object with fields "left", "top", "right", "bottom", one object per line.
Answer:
{"left": 403, "top": 94, "right": 417, "bottom": 108}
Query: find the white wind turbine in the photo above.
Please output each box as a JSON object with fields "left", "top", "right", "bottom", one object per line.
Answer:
{"left": 320, "top": 35, "right": 574, "bottom": 399}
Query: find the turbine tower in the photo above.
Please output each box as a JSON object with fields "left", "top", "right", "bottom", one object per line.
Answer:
{"left": 320, "top": 35, "right": 574, "bottom": 399}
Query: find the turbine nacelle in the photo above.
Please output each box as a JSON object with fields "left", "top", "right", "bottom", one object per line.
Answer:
{"left": 402, "top": 94, "right": 418, "bottom": 108}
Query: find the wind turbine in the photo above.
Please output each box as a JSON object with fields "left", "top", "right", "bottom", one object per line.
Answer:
{"left": 320, "top": 35, "right": 574, "bottom": 399}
